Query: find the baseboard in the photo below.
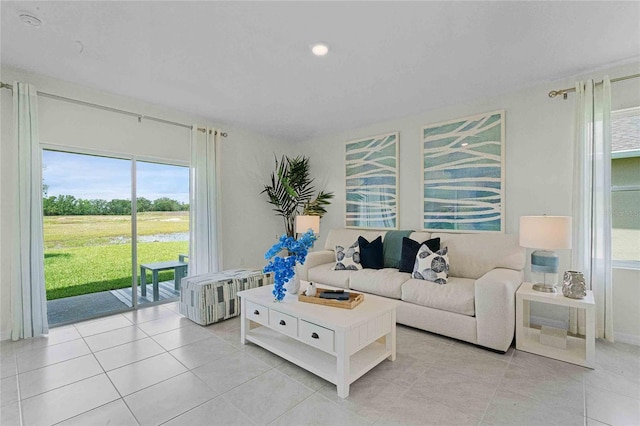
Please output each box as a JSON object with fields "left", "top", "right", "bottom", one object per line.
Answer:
{"left": 529, "top": 315, "right": 568, "bottom": 330}
{"left": 614, "top": 331, "right": 640, "bottom": 346}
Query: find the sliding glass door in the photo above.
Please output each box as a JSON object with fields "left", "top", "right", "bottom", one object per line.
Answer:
{"left": 42, "top": 148, "right": 190, "bottom": 324}
{"left": 135, "top": 160, "right": 190, "bottom": 306}
{"left": 43, "top": 150, "right": 134, "bottom": 324}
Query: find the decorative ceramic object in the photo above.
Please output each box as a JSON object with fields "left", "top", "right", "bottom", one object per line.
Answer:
{"left": 306, "top": 282, "right": 317, "bottom": 297}
{"left": 284, "top": 269, "right": 301, "bottom": 295}
{"left": 562, "top": 271, "right": 587, "bottom": 299}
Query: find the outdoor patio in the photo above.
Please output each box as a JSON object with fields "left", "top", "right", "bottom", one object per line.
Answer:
{"left": 47, "top": 281, "right": 180, "bottom": 326}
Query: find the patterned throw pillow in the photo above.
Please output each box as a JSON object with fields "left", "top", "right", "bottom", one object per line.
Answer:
{"left": 333, "top": 241, "right": 363, "bottom": 270}
{"left": 398, "top": 237, "right": 440, "bottom": 273}
{"left": 412, "top": 245, "right": 449, "bottom": 284}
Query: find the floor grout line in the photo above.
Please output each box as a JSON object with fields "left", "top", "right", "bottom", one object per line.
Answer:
{"left": 44, "top": 330, "right": 140, "bottom": 425}
{"left": 5, "top": 305, "right": 640, "bottom": 426}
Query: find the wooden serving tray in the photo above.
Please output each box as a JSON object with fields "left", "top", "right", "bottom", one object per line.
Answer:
{"left": 298, "top": 289, "right": 364, "bottom": 309}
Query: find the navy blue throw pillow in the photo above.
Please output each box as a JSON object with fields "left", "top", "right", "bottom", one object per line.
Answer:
{"left": 399, "top": 237, "right": 440, "bottom": 273}
{"left": 357, "top": 236, "right": 384, "bottom": 269}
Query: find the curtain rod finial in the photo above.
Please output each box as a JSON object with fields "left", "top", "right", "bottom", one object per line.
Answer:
{"left": 548, "top": 89, "right": 569, "bottom": 100}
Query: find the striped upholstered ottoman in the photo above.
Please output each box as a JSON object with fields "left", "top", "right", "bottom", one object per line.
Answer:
{"left": 179, "top": 269, "right": 273, "bottom": 325}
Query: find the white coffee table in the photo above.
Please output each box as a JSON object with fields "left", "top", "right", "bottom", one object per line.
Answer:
{"left": 238, "top": 281, "right": 397, "bottom": 398}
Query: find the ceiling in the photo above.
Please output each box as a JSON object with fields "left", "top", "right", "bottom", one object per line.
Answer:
{"left": 2, "top": 1, "right": 639, "bottom": 142}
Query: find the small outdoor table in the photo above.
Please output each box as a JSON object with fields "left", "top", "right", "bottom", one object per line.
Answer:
{"left": 140, "top": 260, "right": 188, "bottom": 301}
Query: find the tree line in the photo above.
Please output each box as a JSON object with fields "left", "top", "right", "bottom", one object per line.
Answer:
{"left": 43, "top": 195, "right": 189, "bottom": 216}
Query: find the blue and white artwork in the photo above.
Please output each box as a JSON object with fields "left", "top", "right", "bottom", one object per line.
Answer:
{"left": 422, "top": 111, "right": 505, "bottom": 232}
{"left": 345, "top": 132, "right": 398, "bottom": 229}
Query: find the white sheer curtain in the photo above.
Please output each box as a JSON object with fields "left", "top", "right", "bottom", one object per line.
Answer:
{"left": 188, "top": 127, "right": 220, "bottom": 275}
{"left": 11, "top": 82, "right": 48, "bottom": 340}
{"left": 570, "top": 77, "right": 614, "bottom": 342}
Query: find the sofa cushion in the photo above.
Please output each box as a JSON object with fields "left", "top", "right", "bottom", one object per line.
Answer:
{"left": 401, "top": 277, "right": 476, "bottom": 316}
{"left": 349, "top": 268, "right": 411, "bottom": 300}
{"left": 324, "top": 228, "right": 386, "bottom": 251}
{"left": 432, "top": 233, "right": 525, "bottom": 279}
{"left": 399, "top": 237, "right": 440, "bottom": 273}
{"left": 358, "top": 236, "right": 384, "bottom": 269}
{"left": 412, "top": 245, "right": 449, "bottom": 284}
{"left": 308, "top": 263, "right": 354, "bottom": 289}
{"left": 333, "top": 241, "right": 362, "bottom": 270}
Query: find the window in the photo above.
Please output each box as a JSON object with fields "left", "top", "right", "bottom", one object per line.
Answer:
{"left": 611, "top": 107, "right": 640, "bottom": 269}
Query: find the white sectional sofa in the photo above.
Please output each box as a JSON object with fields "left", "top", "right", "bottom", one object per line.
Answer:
{"left": 297, "top": 228, "right": 525, "bottom": 352}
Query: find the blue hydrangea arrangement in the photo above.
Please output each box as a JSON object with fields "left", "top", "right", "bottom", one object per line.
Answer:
{"left": 263, "top": 230, "right": 317, "bottom": 301}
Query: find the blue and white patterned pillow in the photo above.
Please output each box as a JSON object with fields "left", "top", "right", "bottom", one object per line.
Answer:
{"left": 412, "top": 245, "right": 449, "bottom": 284}
{"left": 333, "top": 241, "right": 362, "bottom": 270}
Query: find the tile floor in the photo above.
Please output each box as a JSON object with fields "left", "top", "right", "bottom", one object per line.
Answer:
{"left": 1, "top": 302, "right": 639, "bottom": 426}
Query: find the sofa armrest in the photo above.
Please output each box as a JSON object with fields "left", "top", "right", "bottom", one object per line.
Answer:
{"left": 296, "top": 250, "right": 335, "bottom": 281}
{"left": 474, "top": 268, "right": 523, "bottom": 352}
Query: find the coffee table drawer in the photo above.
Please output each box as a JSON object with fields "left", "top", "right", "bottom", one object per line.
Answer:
{"left": 270, "top": 309, "right": 298, "bottom": 338}
{"left": 299, "top": 320, "right": 334, "bottom": 353}
{"left": 246, "top": 300, "right": 269, "bottom": 326}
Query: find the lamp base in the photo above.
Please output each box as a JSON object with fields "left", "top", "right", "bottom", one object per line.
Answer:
{"left": 530, "top": 250, "right": 559, "bottom": 293}
{"left": 532, "top": 283, "right": 558, "bottom": 293}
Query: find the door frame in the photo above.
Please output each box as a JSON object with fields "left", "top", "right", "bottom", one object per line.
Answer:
{"left": 41, "top": 143, "right": 189, "bottom": 316}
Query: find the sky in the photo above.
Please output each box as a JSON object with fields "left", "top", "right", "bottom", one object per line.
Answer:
{"left": 42, "top": 150, "right": 190, "bottom": 203}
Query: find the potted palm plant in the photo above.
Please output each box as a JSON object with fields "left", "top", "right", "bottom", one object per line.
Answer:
{"left": 262, "top": 155, "right": 333, "bottom": 238}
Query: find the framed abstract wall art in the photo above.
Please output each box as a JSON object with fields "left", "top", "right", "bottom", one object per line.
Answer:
{"left": 422, "top": 111, "right": 505, "bottom": 232}
{"left": 345, "top": 131, "right": 399, "bottom": 229}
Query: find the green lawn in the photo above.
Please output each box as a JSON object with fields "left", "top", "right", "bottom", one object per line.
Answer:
{"left": 44, "top": 212, "right": 189, "bottom": 300}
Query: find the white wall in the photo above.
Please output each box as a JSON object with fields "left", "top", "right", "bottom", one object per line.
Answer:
{"left": 2, "top": 62, "right": 638, "bottom": 344}
{"left": 0, "top": 66, "right": 289, "bottom": 339}
{"left": 297, "top": 61, "right": 640, "bottom": 344}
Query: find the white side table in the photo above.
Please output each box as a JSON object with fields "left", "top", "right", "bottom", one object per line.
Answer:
{"left": 516, "top": 282, "right": 595, "bottom": 368}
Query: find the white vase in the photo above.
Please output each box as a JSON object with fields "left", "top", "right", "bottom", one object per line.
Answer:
{"left": 284, "top": 269, "right": 300, "bottom": 295}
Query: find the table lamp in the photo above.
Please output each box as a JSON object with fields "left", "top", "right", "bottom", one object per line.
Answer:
{"left": 519, "top": 215, "right": 572, "bottom": 293}
{"left": 295, "top": 215, "right": 320, "bottom": 235}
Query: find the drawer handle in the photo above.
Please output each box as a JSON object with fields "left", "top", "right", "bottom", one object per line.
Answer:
{"left": 254, "top": 310, "right": 260, "bottom": 315}
{"left": 279, "top": 320, "right": 286, "bottom": 326}
{"left": 311, "top": 332, "right": 319, "bottom": 339}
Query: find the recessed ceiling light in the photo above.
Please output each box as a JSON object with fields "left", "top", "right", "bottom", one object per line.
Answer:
{"left": 19, "top": 12, "right": 42, "bottom": 27}
{"left": 311, "top": 43, "right": 329, "bottom": 57}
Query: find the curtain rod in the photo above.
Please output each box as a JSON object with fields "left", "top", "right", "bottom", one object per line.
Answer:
{"left": 548, "top": 73, "right": 640, "bottom": 99}
{"left": 0, "top": 81, "right": 227, "bottom": 137}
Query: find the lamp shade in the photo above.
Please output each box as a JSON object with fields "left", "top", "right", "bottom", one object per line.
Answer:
{"left": 519, "top": 216, "right": 572, "bottom": 250}
{"left": 295, "top": 215, "right": 320, "bottom": 234}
